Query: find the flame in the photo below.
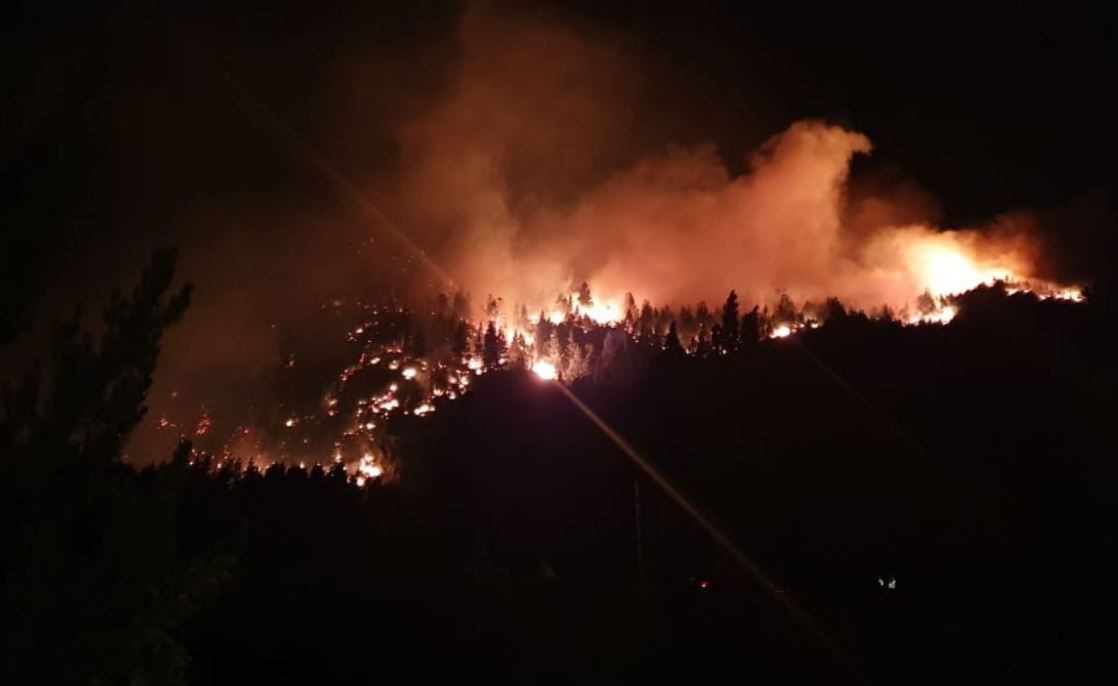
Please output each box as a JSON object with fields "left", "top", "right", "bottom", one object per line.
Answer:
{"left": 354, "top": 453, "right": 384, "bottom": 486}
{"left": 905, "top": 241, "right": 1015, "bottom": 297}
{"left": 908, "top": 304, "right": 957, "bottom": 325}
{"left": 165, "top": 271, "right": 1084, "bottom": 490}
{"left": 532, "top": 360, "right": 558, "bottom": 380}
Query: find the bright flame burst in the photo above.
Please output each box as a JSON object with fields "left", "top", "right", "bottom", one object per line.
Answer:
{"left": 913, "top": 244, "right": 1013, "bottom": 297}
{"left": 531, "top": 360, "right": 558, "bottom": 380}
{"left": 355, "top": 453, "right": 384, "bottom": 487}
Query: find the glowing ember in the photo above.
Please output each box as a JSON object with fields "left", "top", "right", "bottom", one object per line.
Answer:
{"left": 194, "top": 409, "right": 212, "bottom": 437}
{"left": 402, "top": 367, "right": 418, "bottom": 380}
{"left": 532, "top": 360, "right": 558, "bottom": 380}
{"left": 284, "top": 418, "right": 297, "bottom": 428}
{"left": 355, "top": 453, "right": 384, "bottom": 487}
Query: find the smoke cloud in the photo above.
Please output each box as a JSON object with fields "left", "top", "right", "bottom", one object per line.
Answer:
{"left": 378, "top": 4, "right": 1045, "bottom": 316}
{"left": 120, "top": 4, "right": 1071, "bottom": 460}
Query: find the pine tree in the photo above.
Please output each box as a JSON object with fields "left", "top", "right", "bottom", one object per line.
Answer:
{"left": 678, "top": 306, "right": 696, "bottom": 343}
{"left": 741, "top": 305, "right": 761, "bottom": 348}
{"left": 544, "top": 331, "right": 561, "bottom": 362}
{"left": 508, "top": 332, "right": 529, "bottom": 367}
{"left": 485, "top": 294, "right": 501, "bottom": 320}
{"left": 452, "top": 291, "right": 469, "bottom": 319}
{"left": 663, "top": 321, "right": 684, "bottom": 356}
{"left": 696, "top": 300, "right": 713, "bottom": 330}
{"left": 565, "top": 340, "right": 584, "bottom": 378}
{"left": 638, "top": 301, "right": 655, "bottom": 342}
{"left": 482, "top": 321, "right": 505, "bottom": 367}
{"left": 578, "top": 281, "right": 593, "bottom": 307}
{"left": 715, "top": 290, "right": 740, "bottom": 352}
{"left": 407, "top": 325, "right": 428, "bottom": 357}
{"left": 695, "top": 321, "right": 712, "bottom": 357}
{"left": 451, "top": 321, "right": 469, "bottom": 358}
{"left": 775, "top": 292, "right": 796, "bottom": 324}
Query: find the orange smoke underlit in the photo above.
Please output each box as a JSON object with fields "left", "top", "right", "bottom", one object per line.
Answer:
{"left": 136, "top": 8, "right": 1089, "bottom": 474}
{"left": 394, "top": 108, "right": 1079, "bottom": 321}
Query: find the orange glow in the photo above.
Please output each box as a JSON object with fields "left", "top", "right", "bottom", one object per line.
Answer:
{"left": 574, "top": 297, "right": 624, "bottom": 324}
{"left": 905, "top": 242, "right": 1014, "bottom": 297}
{"left": 532, "top": 360, "right": 558, "bottom": 380}
{"left": 908, "top": 304, "right": 957, "bottom": 325}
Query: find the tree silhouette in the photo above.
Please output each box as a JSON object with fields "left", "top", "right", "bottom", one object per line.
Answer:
{"left": 1, "top": 250, "right": 235, "bottom": 686}
{"left": 482, "top": 321, "right": 507, "bottom": 367}
{"left": 741, "top": 305, "right": 761, "bottom": 348}
{"left": 578, "top": 281, "right": 593, "bottom": 308}
{"left": 663, "top": 321, "right": 684, "bottom": 357}
{"left": 715, "top": 290, "right": 740, "bottom": 352}
{"left": 3, "top": 248, "right": 191, "bottom": 462}
{"left": 451, "top": 321, "right": 469, "bottom": 358}
{"left": 774, "top": 292, "right": 796, "bottom": 325}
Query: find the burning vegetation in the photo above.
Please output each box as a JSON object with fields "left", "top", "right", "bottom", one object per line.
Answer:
{"left": 153, "top": 259, "right": 1083, "bottom": 483}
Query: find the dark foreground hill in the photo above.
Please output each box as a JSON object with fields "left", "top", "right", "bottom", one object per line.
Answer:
{"left": 5, "top": 282, "right": 1116, "bottom": 685}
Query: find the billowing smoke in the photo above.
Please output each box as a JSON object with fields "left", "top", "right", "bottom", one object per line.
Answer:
{"left": 120, "top": 4, "right": 1078, "bottom": 461}
{"left": 380, "top": 5, "right": 1050, "bottom": 318}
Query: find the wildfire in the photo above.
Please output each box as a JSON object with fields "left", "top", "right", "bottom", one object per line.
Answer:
{"left": 355, "top": 453, "right": 384, "bottom": 487}
{"left": 163, "top": 249, "right": 1082, "bottom": 489}
{"left": 532, "top": 360, "right": 558, "bottom": 380}
{"left": 916, "top": 246, "right": 1011, "bottom": 297}
{"left": 770, "top": 325, "right": 792, "bottom": 339}
{"left": 908, "top": 304, "right": 957, "bottom": 326}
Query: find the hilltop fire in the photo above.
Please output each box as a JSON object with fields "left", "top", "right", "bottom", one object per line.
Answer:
{"left": 154, "top": 245, "right": 1081, "bottom": 485}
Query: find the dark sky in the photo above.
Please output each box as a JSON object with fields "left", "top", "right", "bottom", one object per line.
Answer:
{"left": 126, "top": 0, "right": 1118, "bottom": 220}
{"left": 3, "top": 0, "right": 1116, "bottom": 319}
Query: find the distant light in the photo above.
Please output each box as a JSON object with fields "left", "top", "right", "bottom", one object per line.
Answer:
{"left": 532, "top": 360, "right": 558, "bottom": 381}
{"left": 402, "top": 367, "right": 418, "bottom": 380}
{"left": 285, "top": 418, "right": 296, "bottom": 427}
{"left": 770, "top": 324, "right": 792, "bottom": 339}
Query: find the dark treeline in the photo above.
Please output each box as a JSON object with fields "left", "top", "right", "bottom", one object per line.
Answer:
{"left": 3, "top": 253, "right": 1116, "bottom": 685}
